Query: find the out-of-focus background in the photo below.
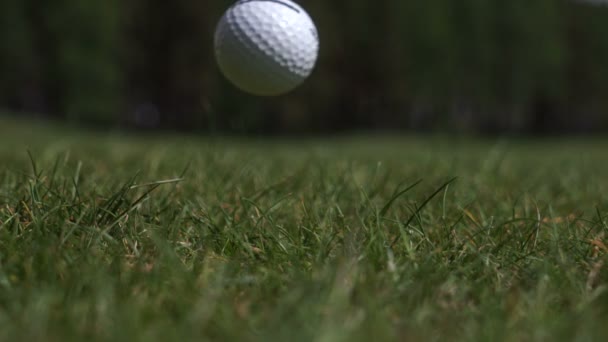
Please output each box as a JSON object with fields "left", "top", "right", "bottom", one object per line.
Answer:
{"left": 1, "top": 0, "right": 607, "bottom": 134}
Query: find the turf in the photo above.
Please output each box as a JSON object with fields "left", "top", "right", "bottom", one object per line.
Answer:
{"left": 1, "top": 118, "right": 608, "bottom": 341}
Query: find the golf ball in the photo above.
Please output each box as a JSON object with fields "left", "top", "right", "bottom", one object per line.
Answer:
{"left": 214, "top": 0, "right": 319, "bottom": 96}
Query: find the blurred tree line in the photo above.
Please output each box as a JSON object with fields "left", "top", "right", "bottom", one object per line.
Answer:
{"left": 1, "top": 0, "right": 608, "bottom": 134}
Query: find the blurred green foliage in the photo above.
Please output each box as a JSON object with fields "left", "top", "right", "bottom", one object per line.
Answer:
{"left": 1, "top": 0, "right": 608, "bottom": 133}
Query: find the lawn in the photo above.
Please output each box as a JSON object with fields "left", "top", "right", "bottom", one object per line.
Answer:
{"left": 1, "top": 117, "right": 608, "bottom": 341}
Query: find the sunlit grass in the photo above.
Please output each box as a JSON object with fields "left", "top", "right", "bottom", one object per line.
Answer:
{"left": 1, "top": 117, "right": 607, "bottom": 341}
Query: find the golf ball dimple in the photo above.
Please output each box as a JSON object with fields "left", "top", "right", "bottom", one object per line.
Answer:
{"left": 214, "top": 0, "right": 320, "bottom": 96}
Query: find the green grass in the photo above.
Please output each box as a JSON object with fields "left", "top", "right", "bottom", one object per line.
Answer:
{"left": 1, "top": 117, "right": 608, "bottom": 341}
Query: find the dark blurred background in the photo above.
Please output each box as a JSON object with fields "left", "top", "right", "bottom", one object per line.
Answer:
{"left": 1, "top": 0, "right": 608, "bottom": 134}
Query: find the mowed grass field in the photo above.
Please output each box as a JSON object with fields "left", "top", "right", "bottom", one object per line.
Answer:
{"left": 1, "top": 118, "right": 608, "bottom": 341}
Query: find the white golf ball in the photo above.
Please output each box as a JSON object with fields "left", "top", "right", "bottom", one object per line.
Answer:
{"left": 214, "top": 0, "right": 319, "bottom": 96}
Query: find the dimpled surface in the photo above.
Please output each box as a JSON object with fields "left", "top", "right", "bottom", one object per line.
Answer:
{"left": 214, "top": 0, "right": 319, "bottom": 96}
